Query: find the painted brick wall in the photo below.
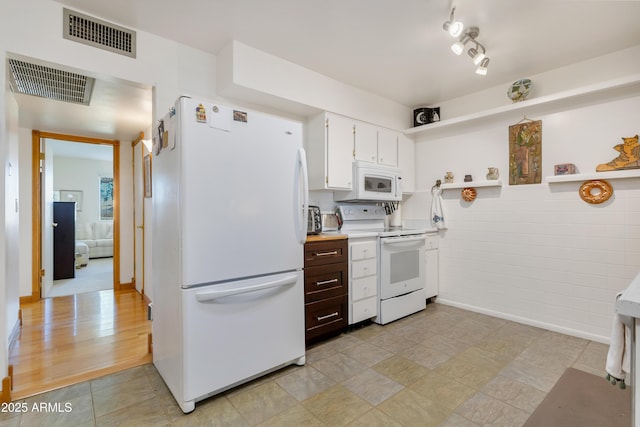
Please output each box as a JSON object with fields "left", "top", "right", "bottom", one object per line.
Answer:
{"left": 403, "top": 95, "right": 640, "bottom": 343}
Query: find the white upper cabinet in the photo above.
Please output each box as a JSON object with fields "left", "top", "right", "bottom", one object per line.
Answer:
{"left": 306, "top": 112, "right": 354, "bottom": 190}
{"left": 355, "top": 123, "right": 398, "bottom": 167}
{"left": 306, "top": 111, "right": 407, "bottom": 191}
{"left": 377, "top": 128, "right": 399, "bottom": 167}
{"left": 354, "top": 122, "right": 378, "bottom": 164}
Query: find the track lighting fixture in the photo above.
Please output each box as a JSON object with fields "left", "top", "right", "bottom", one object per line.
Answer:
{"left": 442, "top": 7, "right": 463, "bottom": 37}
{"left": 442, "top": 9, "right": 490, "bottom": 76}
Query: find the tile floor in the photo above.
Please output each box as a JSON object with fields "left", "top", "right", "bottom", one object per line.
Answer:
{"left": 0, "top": 303, "right": 610, "bottom": 426}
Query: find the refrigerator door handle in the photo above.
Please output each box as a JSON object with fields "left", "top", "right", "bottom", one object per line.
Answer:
{"left": 295, "top": 147, "right": 309, "bottom": 244}
{"left": 195, "top": 273, "right": 298, "bottom": 302}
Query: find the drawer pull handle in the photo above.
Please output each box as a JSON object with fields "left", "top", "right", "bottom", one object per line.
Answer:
{"left": 317, "top": 312, "right": 339, "bottom": 321}
{"left": 316, "top": 278, "right": 338, "bottom": 286}
{"left": 315, "top": 250, "right": 338, "bottom": 257}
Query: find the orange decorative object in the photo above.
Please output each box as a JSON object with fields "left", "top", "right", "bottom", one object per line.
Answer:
{"left": 579, "top": 180, "right": 613, "bottom": 204}
{"left": 461, "top": 187, "right": 477, "bottom": 202}
{"left": 596, "top": 135, "right": 640, "bottom": 172}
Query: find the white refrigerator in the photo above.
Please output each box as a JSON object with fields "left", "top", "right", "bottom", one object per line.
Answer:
{"left": 152, "top": 97, "right": 308, "bottom": 413}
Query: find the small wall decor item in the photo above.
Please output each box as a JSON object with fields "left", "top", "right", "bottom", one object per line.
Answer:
{"left": 595, "top": 135, "right": 640, "bottom": 171}
{"left": 579, "top": 180, "right": 613, "bottom": 204}
{"left": 99, "top": 177, "right": 114, "bottom": 220}
{"left": 464, "top": 174, "right": 473, "bottom": 182}
{"left": 509, "top": 118, "right": 542, "bottom": 185}
{"left": 507, "top": 78, "right": 532, "bottom": 102}
{"left": 59, "top": 190, "right": 83, "bottom": 211}
{"left": 444, "top": 171, "right": 454, "bottom": 183}
{"left": 413, "top": 107, "right": 440, "bottom": 127}
{"left": 144, "top": 154, "right": 152, "bottom": 198}
{"left": 461, "top": 187, "right": 477, "bottom": 202}
{"left": 554, "top": 163, "right": 577, "bottom": 175}
{"left": 486, "top": 167, "right": 499, "bottom": 180}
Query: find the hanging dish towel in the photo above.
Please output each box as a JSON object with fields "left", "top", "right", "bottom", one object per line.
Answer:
{"left": 431, "top": 186, "right": 446, "bottom": 229}
{"left": 605, "top": 292, "right": 631, "bottom": 388}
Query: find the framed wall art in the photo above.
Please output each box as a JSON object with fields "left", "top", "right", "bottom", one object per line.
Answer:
{"left": 59, "top": 190, "right": 83, "bottom": 211}
{"left": 99, "top": 177, "right": 114, "bottom": 220}
{"left": 509, "top": 118, "right": 542, "bottom": 185}
{"left": 144, "top": 154, "right": 152, "bottom": 198}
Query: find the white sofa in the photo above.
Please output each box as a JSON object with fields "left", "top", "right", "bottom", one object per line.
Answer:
{"left": 76, "top": 221, "right": 113, "bottom": 259}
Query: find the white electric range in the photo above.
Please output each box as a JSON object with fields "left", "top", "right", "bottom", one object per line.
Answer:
{"left": 337, "top": 204, "right": 432, "bottom": 325}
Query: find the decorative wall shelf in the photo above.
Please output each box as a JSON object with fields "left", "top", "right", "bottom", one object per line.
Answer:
{"left": 441, "top": 180, "right": 502, "bottom": 190}
{"left": 546, "top": 169, "right": 640, "bottom": 183}
{"left": 546, "top": 169, "right": 640, "bottom": 204}
{"left": 404, "top": 74, "right": 640, "bottom": 138}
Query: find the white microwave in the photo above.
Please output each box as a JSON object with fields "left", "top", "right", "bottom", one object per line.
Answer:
{"left": 334, "top": 161, "right": 402, "bottom": 202}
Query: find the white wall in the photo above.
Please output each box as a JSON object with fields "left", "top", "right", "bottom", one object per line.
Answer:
{"left": 217, "top": 41, "right": 412, "bottom": 130}
{"left": 53, "top": 155, "right": 113, "bottom": 225}
{"left": 403, "top": 48, "right": 640, "bottom": 343}
{"left": 434, "top": 45, "right": 640, "bottom": 122}
{"left": 1, "top": 81, "right": 20, "bottom": 385}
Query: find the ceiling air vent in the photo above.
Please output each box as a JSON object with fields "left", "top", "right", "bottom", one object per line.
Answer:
{"left": 8, "top": 59, "right": 95, "bottom": 105}
{"left": 63, "top": 8, "right": 136, "bottom": 58}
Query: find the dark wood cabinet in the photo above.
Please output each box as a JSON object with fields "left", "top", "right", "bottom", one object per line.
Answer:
{"left": 53, "top": 201, "right": 76, "bottom": 280}
{"left": 304, "top": 238, "right": 348, "bottom": 345}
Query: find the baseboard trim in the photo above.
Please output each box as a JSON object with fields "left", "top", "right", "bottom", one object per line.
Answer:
{"left": 435, "top": 298, "right": 609, "bottom": 344}
{"left": 19, "top": 295, "right": 36, "bottom": 304}
{"left": 119, "top": 282, "right": 135, "bottom": 291}
{"left": 1, "top": 365, "right": 13, "bottom": 403}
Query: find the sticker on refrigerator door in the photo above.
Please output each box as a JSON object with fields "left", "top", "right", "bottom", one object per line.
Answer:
{"left": 209, "top": 105, "right": 232, "bottom": 131}
{"left": 195, "top": 104, "right": 207, "bottom": 123}
{"left": 233, "top": 110, "right": 247, "bottom": 123}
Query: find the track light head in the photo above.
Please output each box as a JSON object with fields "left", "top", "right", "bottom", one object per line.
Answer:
{"left": 468, "top": 42, "right": 486, "bottom": 65}
{"left": 475, "top": 57, "right": 490, "bottom": 75}
{"left": 450, "top": 28, "right": 477, "bottom": 56}
{"left": 451, "top": 35, "right": 469, "bottom": 55}
{"left": 442, "top": 7, "right": 463, "bottom": 37}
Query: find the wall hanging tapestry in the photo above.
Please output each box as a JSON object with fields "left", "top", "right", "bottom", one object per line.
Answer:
{"left": 509, "top": 118, "right": 542, "bottom": 185}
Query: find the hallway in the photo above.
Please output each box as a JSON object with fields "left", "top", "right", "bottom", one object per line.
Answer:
{"left": 9, "top": 289, "right": 151, "bottom": 399}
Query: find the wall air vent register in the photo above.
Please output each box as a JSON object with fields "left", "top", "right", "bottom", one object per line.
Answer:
{"left": 8, "top": 58, "right": 95, "bottom": 105}
{"left": 63, "top": 8, "right": 137, "bottom": 58}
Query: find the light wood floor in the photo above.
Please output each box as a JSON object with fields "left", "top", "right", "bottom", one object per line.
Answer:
{"left": 9, "top": 289, "right": 151, "bottom": 400}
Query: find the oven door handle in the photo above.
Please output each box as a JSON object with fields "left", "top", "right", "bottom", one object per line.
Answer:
{"left": 382, "top": 236, "right": 426, "bottom": 245}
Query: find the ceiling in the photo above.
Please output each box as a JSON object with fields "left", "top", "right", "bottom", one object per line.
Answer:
{"left": 11, "top": 0, "right": 640, "bottom": 140}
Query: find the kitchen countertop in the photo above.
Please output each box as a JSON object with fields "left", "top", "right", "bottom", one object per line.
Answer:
{"left": 616, "top": 271, "right": 640, "bottom": 319}
{"left": 305, "top": 232, "right": 347, "bottom": 243}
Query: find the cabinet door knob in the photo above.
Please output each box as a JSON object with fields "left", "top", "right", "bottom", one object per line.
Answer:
{"left": 52, "top": 222, "right": 58, "bottom": 228}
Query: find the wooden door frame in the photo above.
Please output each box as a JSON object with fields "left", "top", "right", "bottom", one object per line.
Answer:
{"left": 131, "top": 132, "right": 146, "bottom": 298}
{"left": 30, "top": 130, "right": 121, "bottom": 300}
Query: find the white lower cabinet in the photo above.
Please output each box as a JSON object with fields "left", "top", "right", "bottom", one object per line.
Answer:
{"left": 348, "top": 237, "right": 378, "bottom": 324}
{"left": 424, "top": 233, "right": 439, "bottom": 299}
